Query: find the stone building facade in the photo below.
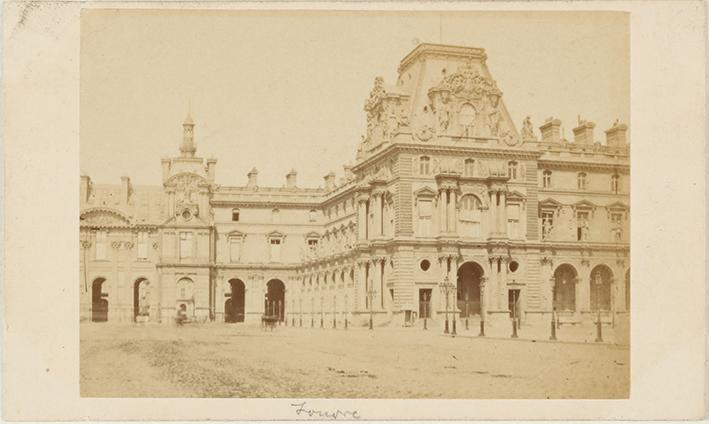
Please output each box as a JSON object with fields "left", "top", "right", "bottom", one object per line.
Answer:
{"left": 80, "top": 43, "right": 630, "bottom": 329}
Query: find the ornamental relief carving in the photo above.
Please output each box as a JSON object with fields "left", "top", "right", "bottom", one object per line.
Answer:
{"left": 363, "top": 76, "right": 410, "bottom": 146}
{"left": 80, "top": 210, "right": 132, "bottom": 227}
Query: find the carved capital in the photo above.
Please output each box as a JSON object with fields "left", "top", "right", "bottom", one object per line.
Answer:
{"left": 111, "top": 241, "right": 121, "bottom": 249}
{"left": 152, "top": 241, "right": 159, "bottom": 250}
{"left": 80, "top": 241, "right": 92, "bottom": 249}
{"left": 124, "top": 241, "right": 134, "bottom": 250}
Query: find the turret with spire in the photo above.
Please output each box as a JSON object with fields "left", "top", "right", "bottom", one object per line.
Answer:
{"left": 180, "top": 114, "right": 196, "bottom": 158}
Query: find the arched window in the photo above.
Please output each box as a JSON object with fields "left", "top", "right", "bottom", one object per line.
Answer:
{"left": 459, "top": 103, "right": 476, "bottom": 137}
{"left": 176, "top": 278, "right": 194, "bottom": 300}
{"left": 553, "top": 265, "right": 577, "bottom": 312}
{"left": 419, "top": 156, "right": 430, "bottom": 175}
{"left": 464, "top": 159, "right": 475, "bottom": 176}
{"left": 542, "top": 170, "right": 552, "bottom": 188}
{"left": 308, "top": 209, "right": 317, "bottom": 223}
{"left": 611, "top": 174, "right": 620, "bottom": 193}
{"left": 231, "top": 208, "right": 240, "bottom": 222}
{"left": 459, "top": 195, "right": 482, "bottom": 237}
{"left": 577, "top": 172, "right": 587, "bottom": 190}
{"left": 590, "top": 266, "right": 612, "bottom": 311}
{"left": 507, "top": 161, "right": 518, "bottom": 180}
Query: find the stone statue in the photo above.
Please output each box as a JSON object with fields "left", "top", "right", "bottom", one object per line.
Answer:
{"left": 522, "top": 116, "right": 535, "bottom": 140}
{"left": 437, "top": 100, "right": 450, "bottom": 132}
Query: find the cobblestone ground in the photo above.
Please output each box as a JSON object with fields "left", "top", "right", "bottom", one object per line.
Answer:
{"left": 80, "top": 322, "right": 629, "bottom": 399}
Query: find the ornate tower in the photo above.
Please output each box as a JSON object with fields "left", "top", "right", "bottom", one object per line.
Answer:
{"left": 180, "top": 114, "right": 196, "bottom": 158}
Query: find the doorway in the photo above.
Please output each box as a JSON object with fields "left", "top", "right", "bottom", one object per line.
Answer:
{"left": 91, "top": 278, "right": 108, "bottom": 322}
{"left": 225, "top": 279, "right": 246, "bottom": 323}
{"left": 418, "top": 288, "right": 432, "bottom": 318}
{"left": 508, "top": 289, "right": 521, "bottom": 319}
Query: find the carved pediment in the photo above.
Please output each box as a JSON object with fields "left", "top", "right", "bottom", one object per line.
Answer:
{"left": 80, "top": 208, "right": 132, "bottom": 228}
{"left": 414, "top": 186, "right": 437, "bottom": 198}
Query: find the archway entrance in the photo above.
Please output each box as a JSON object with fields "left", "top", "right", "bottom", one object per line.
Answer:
{"left": 91, "top": 278, "right": 108, "bottom": 322}
{"left": 133, "top": 278, "right": 151, "bottom": 322}
{"left": 266, "top": 279, "right": 285, "bottom": 322}
{"left": 590, "top": 265, "right": 613, "bottom": 311}
{"left": 456, "top": 261, "right": 484, "bottom": 317}
{"left": 553, "top": 264, "right": 577, "bottom": 312}
{"left": 225, "top": 279, "right": 246, "bottom": 323}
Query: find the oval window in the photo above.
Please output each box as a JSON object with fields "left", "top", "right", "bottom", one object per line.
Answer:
{"left": 509, "top": 261, "right": 520, "bottom": 273}
{"left": 420, "top": 259, "right": 431, "bottom": 271}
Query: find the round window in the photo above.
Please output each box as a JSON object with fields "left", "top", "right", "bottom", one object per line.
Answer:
{"left": 182, "top": 210, "right": 191, "bottom": 220}
{"left": 509, "top": 261, "right": 520, "bottom": 273}
{"left": 420, "top": 259, "right": 431, "bottom": 271}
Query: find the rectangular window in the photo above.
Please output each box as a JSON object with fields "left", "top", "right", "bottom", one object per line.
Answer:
{"left": 611, "top": 212, "right": 623, "bottom": 225}
{"left": 417, "top": 200, "right": 432, "bottom": 236}
{"left": 95, "top": 231, "right": 107, "bottom": 260}
{"left": 180, "top": 232, "right": 193, "bottom": 258}
{"left": 229, "top": 238, "right": 241, "bottom": 262}
{"left": 507, "top": 204, "right": 520, "bottom": 239}
{"left": 307, "top": 239, "right": 318, "bottom": 251}
{"left": 137, "top": 231, "right": 148, "bottom": 259}
{"left": 270, "top": 238, "right": 282, "bottom": 262}
{"left": 232, "top": 209, "right": 240, "bottom": 221}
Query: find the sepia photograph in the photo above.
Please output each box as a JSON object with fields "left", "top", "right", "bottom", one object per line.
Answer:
{"left": 77, "top": 9, "right": 632, "bottom": 400}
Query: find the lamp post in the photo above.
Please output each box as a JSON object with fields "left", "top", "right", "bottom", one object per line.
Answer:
{"left": 299, "top": 298, "right": 303, "bottom": 327}
{"left": 333, "top": 295, "right": 337, "bottom": 329}
{"left": 310, "top": 298, "right": 314, "bottom": 328}
{"left": 320, "top": 296, "right": 324, "bottom": 329}
{"left": 464, "top": 292, "right": 470, "bottom": 331}
{"left": 344, "top": 294, "right": 348, "bottom": 330}
{"left": 478, "top": 277, "right": 486, "bottom": 337}
{"left": 422, "top": 292, "right": 429, "bottom": 330}
{"left": 366, "top": 284, "right": 376, "bottom": 330}
{"left": 439, "top": 276, "right": 454, "bottom": 335}
{"left": 594, "top": 271, "right": 603, "bottom": 342}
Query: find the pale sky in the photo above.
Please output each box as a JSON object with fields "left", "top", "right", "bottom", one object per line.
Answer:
{"left": 80, "top": 10, "right": 629, "bottom": 188}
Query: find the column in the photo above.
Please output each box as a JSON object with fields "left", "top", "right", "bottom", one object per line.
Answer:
{"left": 448, "top": 190, "right": 457, "bottom": 233}
{"left": 489, "top": 191, "right": 497, "bottom": 236}
{"left": 373, "top": 258, "right": 383, "bottom": 310}
{"left": 500, "top": 191, "right": 508, "bottom": 237}
{"left": 438, "top": 256, "right": 448, "bottom": 311}
{"left": 357, "top": 200, "right": 367, "bottom": 240}
{"left": 439, "top": 189, "right": 447, "bottom": 234}
{"left": 480, "top": 276, "right": 488, "bottom": 319}
{"left": 499, "top": 258, "right": 509, "bottom": 311}
{"left": 449, "top": 255, "right": 459, "bottom": 315}
{"left": 356, "top": 261, "right": 367, "bottom": 311}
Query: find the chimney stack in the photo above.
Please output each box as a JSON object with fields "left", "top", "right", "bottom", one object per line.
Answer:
{"left": 206, "top": 158, "right": 217, "bottom": 182}
{"left": 161, "top": 158, "right": 171, "bottom": 181}
{"left": 539, "top": 117, "right": 562, "bottom": 143}
{"left": 324, "top": 171, "right": 336, "bottom": 191}
{"left": 180, "top": 115, "right": 196, "bottom": 158}
{"left": 247, "top": 168, "right": 258, "bottom": 188}
{"left": 286, "top": 169, "right": 297, "bottom": 188}
{"left": 120, "top": 176, "right": 131, "bottom": 205}
{"left": 573, "top": 119, "right": 596, "bottom": 144}
{"left": 80, "top": 175, "right": 91, "bottom": 204}
{"left": 605, "top": 120, "right": 628, "bottom": 147}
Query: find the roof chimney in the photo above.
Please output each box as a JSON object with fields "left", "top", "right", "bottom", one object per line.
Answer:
{"left": 286, "top": 169, "right": 297, "bottom": 188}
{"left": 120, "top": 176, "right": 131, "bottom": 205}
{"left": 180, "top": 115, "right": 196, "bottom": 158}
{"left": 247, "top": 168, "right": 258, "bottom": 188}
{"left": 206, "top": 158, "right": 217, "bottom": 182}
{"left": 539, "top": 117, "right": 562, "bottom": 143}
{"left": 605, "top": 120, "right": 628, "bottom": 147}
{"left": 324, "top": 171, "right": 336, "bottom": 191}
{"left": 572, "top": 119, "right": 596, "bottom": 144}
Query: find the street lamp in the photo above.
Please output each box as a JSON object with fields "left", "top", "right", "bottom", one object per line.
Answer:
{"left": 439, "top": 276, "right": 454, "bottom": 335}
{"left": 594, "top": 271, "right": 603, "bottom": 342}
{"left": 333, "top": 295, "right": 337, "bottom": 329}
{"left": 464, "top": 292, "right": 470, "bottom": 331}
{"left": 320, "top": 296, "right": 324, "bottom": 329}
{"left": 366, "top": 284, "right": 376, "bottom": 330}
{"left": 344, "top": 294, "right": 348, "bottom": 330}
{"left": 422, "top": 292, "right": 429, "bottom": 330}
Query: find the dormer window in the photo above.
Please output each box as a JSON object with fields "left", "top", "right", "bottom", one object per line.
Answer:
{"left": 611, "top": 174, "right": 620, "bottom": 193}
{"left": 231, "top": 208, "right": 240, "bottom": 222}
{"left": 577, "top": 172, "right": 587, "bottom": 190}
{"left": 464, "top": 159, "right": 475, "bottom": 176}
{"left": 507, "top": 161, "right": 518, "bottom": 180}
{"left": 419, "top": 156, "right": 430, "bottom": 175}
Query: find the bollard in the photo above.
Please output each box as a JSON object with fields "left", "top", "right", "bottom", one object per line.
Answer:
{"left": 466, "top": 316, "right": 469, "bottom": 331}
{"left": 369, "top": 315, "right": 373, "bottom": 330}
{"left": 320, "top": 315, "right": 324, "bottom": 328}
{"left": 333, "top": 316, "right": 336, "bottom": 329}
{"left": 299, "top": 316, "right": 302, "bottom": 327}
{"left": 478, "top": 319, "right": 485, "bottom": 337}
{"left": 549, "top": 315, "right": 557, "bottom": 341}
{"left": 423, "top": 316, "right": 427, "bottom": 330}
{"left": 311, "top": 316, "right": 314, "bottom": 328}
{"left": 452, "top": 317, "right": 457, "bottom": 336}
{"left": 344, "top": 316, "right": 348, "bottom": 330}
{"left": 511, "top": 318, "right": 518, "bottom": 338}
{"left": 595, "top": 311, "right": 603, "bottom": 342}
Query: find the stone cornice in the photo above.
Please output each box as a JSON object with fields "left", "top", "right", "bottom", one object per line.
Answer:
{"left": 538, "top": 159, "right": 629, "bottom": 173}
{"left": 398, "top": 43, "right": 487, "bottom": 74}
{"left": 210, "top": 200, "right": 321, "bottom": 209}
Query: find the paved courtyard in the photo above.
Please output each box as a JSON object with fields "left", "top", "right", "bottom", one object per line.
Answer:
{"left": 80, "top": 322, "right": 629, "bottom": 399}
